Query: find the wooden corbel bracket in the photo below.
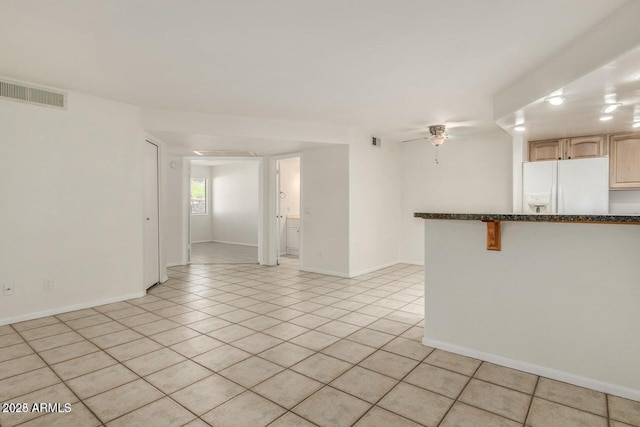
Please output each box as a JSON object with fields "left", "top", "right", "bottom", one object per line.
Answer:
{"left": 481, "top": 220, "right": 501, "bottom": 251}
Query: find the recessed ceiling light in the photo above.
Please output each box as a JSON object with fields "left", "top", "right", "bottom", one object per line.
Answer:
{"left": 545, "top": 95, "right": 566, "bottom": 106}
{"left": 601, "top": 103, "right": 623, "bottom": 114}
{"left": 514, "top": 125, "right": 526, "bottom": 132}
{"left": 633, "top": 121, "right": 640, "bottom": 128}
{"left": 600, "top": 115, "right": 613, "bottom": 121}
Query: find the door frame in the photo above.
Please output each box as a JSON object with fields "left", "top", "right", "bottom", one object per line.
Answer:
{"left": 270, "top": 153, "right": 303, "bottom": 269}
{"left": 183, "top": 156, "right": 264, "bottom": 265}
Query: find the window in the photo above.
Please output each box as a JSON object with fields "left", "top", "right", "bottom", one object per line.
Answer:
{"left": 190, "top": 178, "right": 207, "bottom": 214}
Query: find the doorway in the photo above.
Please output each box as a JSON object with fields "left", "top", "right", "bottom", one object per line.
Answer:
{"left": 143, "top": 141, "right": 160, "bottom": 288}
{"left": 188, "top": 158, "right": 261, "bottom": 264}
{"left": 276, "top": 156, "right": 301, "bottom": 267}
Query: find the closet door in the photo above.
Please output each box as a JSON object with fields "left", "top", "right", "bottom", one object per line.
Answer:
{"left": 144, "top": 141, "right": 160, "bottom": 289}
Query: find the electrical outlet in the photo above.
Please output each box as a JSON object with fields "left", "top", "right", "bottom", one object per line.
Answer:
{"left": 3, "top": 283, "right": 15, "bottom": 296}
{"left": 44, "top": 278, "right": 54, "bottom": 291}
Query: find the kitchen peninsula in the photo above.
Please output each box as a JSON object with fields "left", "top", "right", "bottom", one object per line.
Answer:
{"left": 416, "top": 212, "right": 640, "bottom": 400}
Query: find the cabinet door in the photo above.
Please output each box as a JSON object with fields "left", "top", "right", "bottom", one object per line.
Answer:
{"left": 286, "top": 227, "right": 299, "bottom": 248}
{"left": 529, "top": 140, "right": 563, "bottom": 161}
{"left": 610, "top": 134, "right": 640, "bottom": 189}
{"left": 566, "top": 136, "right": 604, "bottom": 159}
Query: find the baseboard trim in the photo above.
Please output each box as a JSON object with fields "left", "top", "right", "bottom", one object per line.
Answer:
{"left": 350, "top": 261, "right": 401, "bottom": 278}
{"left": 422, "top": 336, "right": 640, "bottom": 401}
{"left": 0, "top": 291, "right": 147, "bottom": 327}
{"left": 166, "top": 262, "right": 184, "bottom": 268}
{"left": 211, "top": 240, "right": 258, "bottom": 247}
{"left": 398, "top": 259, "right": 424, "bottom": 266}
{"left": 300, "top": 267, "right": 351, "bottom": 278}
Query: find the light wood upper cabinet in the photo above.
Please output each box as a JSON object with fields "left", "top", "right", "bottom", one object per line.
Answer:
{"left": 610, "top": 133, "right": 640, "bottom": 189}
{"left": 529, "top": 135, "right": 606, "bottom": 161}
{"left": 529, "top": 139, "right": 565, "bottom": 161}
{"left": 566, "top": 135, "right": 605, "bottom": 159}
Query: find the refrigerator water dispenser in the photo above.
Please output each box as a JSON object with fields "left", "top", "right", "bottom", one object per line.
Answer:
{"left": 525, "top": 193, "right": 551, "bottom": 214}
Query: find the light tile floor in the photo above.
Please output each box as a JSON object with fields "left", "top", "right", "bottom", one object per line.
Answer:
{"left": 1, "top": 259, "right": 639, "bottom": 426}
{"left": 190, "top": 242, "right": 258, "bottom": 264}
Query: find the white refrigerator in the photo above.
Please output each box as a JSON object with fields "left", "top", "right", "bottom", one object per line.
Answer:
{"left": 522, "top": 157, "right": 609, "bottom": 214}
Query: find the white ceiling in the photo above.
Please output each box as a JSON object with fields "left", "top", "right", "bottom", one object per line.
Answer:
{"left": 191, "top": 159, "right": 256, "bottom": 167}
{"left": 0, "top": 0, "right": 632, "bottom": 144}
{"left": 497, "top": 46, "right": 640, "bottom": 141}
{"left": 150, "top": 131, "right": 334, "bottom": 157}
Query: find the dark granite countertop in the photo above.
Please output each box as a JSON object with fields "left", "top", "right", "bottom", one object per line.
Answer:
{"left": 414, "top": 213, "right": 640, "bottom": 224}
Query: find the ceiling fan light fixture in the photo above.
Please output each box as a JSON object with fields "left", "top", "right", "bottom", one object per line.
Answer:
{"left": 601, "top": 103, "right": 623, "bottom": 114}
{"left": 431, "top": 136, "right": 446, "bottom": 147}
{"left": 545, "top": 95, "right": 566, "bottom": 106}
{"left": 428, "top": 124, "right": 448, "bottom": 147}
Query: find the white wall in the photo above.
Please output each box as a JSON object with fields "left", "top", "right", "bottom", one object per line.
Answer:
{"left": 164, "top": 154, "right": 186, "bottom": 266}
{"left": 279, "top": 157, "right": 301, "bottom": 217}
{"left": 349, "top": 130, "right": 402, "bottom": 276}
{"left": 211, "top": 162, "right": 259, "bottom": 246}
{"left": 400, "top": 129, "right": 513, "bottom": 264}
{"left": 424, "top": 219, "right": 640, "bottom": 399}
{"left": 0, "top": 90, "right": 146, "bottom": 324}
{"left": 300, "top": 145, "right": 350, "bottom": 277}
{"left": 190, "top": 165, "right": 214, "bottom": 243}
{"left": 279, "top": 157, "right": 300, "bottom": 254}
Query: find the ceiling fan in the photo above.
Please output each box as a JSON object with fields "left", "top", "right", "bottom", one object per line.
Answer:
{"left": 402, "top": 124, "right": 449, "bottom": 146}
{"left": 401, "top": 124, "right": 450, "bottom": 164}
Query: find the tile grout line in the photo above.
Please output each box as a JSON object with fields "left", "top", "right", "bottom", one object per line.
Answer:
{"left": 347, "top": 345, "right": 438, "bottom": 426}
{"left": 158, "top": 264, "right": 425, "bottom": 426}
{"left": 11, "top": 262, "right": 606, "bottom": 427}
{"left": 13, "top": 307, "right": 231, "bottom": 426}
{"left": 11, "top": 311, "right": 203, "bottom": 425}
{"left": 8, "top": 323, "right": 107, "bottom": 427}
{"left": 434, "top": 358, "right": 484, "bottom": 427}
{"left": 522, "top": 375, "right": 540, "bottom": 426}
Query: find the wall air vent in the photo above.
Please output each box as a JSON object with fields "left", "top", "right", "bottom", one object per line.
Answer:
{"left": 0, "top": 79, "right": 66, "bottom": 109}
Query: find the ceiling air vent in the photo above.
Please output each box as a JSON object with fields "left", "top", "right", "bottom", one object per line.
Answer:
{"left": 0, "top": 79, "right": 66, "bottom": 109}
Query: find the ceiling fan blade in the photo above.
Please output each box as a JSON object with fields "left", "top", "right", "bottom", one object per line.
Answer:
{"left": 401, "top": 137, "right": 428, "bottom": 144}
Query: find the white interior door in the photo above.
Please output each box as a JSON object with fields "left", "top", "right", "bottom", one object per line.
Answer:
{"left": 275, "top": 160, "right": 282, "bottom": 264}
{"left": 144, "top": 141, "right": 160, "bottom": 288}
{"left": 187, "top": 162, "right": 192, "bottom": 264}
